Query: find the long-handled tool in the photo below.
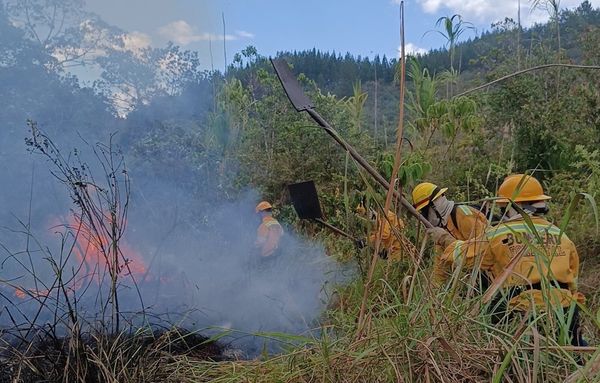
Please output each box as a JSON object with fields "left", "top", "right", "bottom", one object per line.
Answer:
{"left": 271, "top": 58, "right": 433, "bottom": 229}
{"left": 288, "top": 181, "right": 361, "bottom": 244}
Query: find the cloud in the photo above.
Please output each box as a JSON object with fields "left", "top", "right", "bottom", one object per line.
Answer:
{"left": 402, "top": 0, "right": 600, "bottom": 26}
{"left": 418, "top": 0, "right": 524, "bottom": 23}
{"left": 235, "top": 30, "right": 255, "bottom": 39}
{"left": 122, "top": 31, "right": 152, "bottom": 52}
{"left": 398, "top": 42, "right": 428, "bottom": 57}
{"left": 158, "top": 21, "right": 254, "bottom": 45}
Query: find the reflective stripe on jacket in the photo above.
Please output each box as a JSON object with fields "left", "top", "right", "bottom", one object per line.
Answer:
{"left": 434, "top": 216, "right": 580, "bottom": 310}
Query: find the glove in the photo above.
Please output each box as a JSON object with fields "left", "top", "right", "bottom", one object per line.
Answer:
{"left": 426, "top": 227, "right": 454, "bottom": 248}
{"left": 355, "top": 239, "right": 366, "bottom": 249}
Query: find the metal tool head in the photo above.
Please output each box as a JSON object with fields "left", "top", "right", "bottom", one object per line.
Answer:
{"left": 288, "top": 180, "right": 323, "bottom": 220}
{"left": 270, "top": 58, "right": 314, "bottom": 112}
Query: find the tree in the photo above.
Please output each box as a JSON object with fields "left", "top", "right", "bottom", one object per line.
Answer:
{"left": 345, "top": 81, "right": 368, "bottom": 133}
{"left": 6, "top": 0, "right": 85, "bottom": 48}
{"left": 94, "top": 44, "right": 205, "bottom": 115}
{"left": 430, "top": 14, "right": 474, "bottom": 97}
{"left": 5, "top": 0, "right": 121, "bottom": 70}
{"left": 0, "top": 0, "right": 47, "bottom": 69}
{"left": 406, "top": 57, "right": 438, "bottom": 132}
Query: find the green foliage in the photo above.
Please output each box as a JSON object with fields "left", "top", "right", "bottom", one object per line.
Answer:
{"left": 547, "top": 145, "right": 600, "bottom": 257}
{"left": 5, "top": 2, "right": 600, "bottom": 379}
{"left": 226, "top": 66, "right": 376, "bottom": 210}
{"left": 484, "top": 64, "right": 600, "bottom": 174}
{"left": 398, "top": 153, "right": 433, "bottom": 187}
{"left": 344, "top": 80, "right": 368, "bottom": 133}
{"left": 412, "top": 95, "right": 482, "bottom": 155}
{"left": 406, "top": 57, "right": 438, "bottom": 128}
{"left": 573, "top": 145, "right": 600, "bottom": 195}
{"left": 441, "top": 96, "right": 481, "bottom": 138}
{"left": 376, "top": 151, "right": 431, "bottom": 187}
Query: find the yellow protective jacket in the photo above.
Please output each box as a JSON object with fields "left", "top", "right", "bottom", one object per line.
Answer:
{"left": 434, "top": 216, "right": 581, "bottom": 310}
{"left": 256, "top": 216, "right": 283, "bottom": 257}
{"left": 432, "top": 205, "right": 488, "bottom": 273}
{"left": 445, "top": 205, "right": 488, "bottom": 241}
{"left": 368, "top": 211, "right": 405, "bottom": 261}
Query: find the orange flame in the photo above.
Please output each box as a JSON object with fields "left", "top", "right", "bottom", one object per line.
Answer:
{"left": 15, "top": 212, "right": 148, "bottom": 299}
{"left": 68, "top": 212, "right": 148, "bottom": 282}
{"left": 69, "top": 213, "right": 146, "bottom": 277}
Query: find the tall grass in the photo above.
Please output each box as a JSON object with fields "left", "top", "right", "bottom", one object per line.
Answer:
{"left": 3, "top": 127, "right": 599, "bottom": 382}
{"left": 167, "top": 191, "right": 600, "bottom": 382}
{"left": 168, "top": 265, "right": 596, "bottom": 382}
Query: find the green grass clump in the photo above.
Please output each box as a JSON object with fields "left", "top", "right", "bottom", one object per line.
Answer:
{"left": 164, "top": 253, "right": 599, "bottom": 382}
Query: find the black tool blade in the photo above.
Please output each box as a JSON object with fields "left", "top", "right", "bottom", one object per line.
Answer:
{"left": 270, "top": 58, "right": 314, "bottom": 112}
{"left": 288, "top": 180, "right": 323, "bottom": 220}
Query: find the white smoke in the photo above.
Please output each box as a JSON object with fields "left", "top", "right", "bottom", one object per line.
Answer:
{"left": 0, "top": 137, "right": 348, "bottom": 356}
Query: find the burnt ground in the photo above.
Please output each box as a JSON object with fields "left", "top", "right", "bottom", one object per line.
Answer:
{"left": 0, "top": 327, "right": 228, "bottom": 382}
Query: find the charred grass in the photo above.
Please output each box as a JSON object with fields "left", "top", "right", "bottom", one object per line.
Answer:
{"left": 0, "top": 326, "right": 226, "bottom": 382}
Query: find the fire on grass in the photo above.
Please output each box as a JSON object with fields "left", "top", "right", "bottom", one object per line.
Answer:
{"left": 0, "top": 125, "right": 234, "bottom": 382}
{"left": 14, "top": 212, "right": 149, "bottom": 300}
{"left": 2, "top": 212, "right": 232, "bottom": 381}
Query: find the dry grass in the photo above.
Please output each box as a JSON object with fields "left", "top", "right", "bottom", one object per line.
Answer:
{"left": 0, "top": 327, "right": 226, "bottom": 382}
{"left": 159, "top": 219, "right": 600, "bottom": 383}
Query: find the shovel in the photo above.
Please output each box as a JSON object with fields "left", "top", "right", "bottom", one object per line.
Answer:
{"left": 288, "top": 180, "right": 361, "bottom": 244}
{"left": 271, "top": 58, "right": 433, "bottom": 229}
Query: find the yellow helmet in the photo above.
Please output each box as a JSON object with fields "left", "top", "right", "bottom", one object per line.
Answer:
{"left": 255, "top": 201, "right": 273, "bottom": 213}
{"left": 412, "top": 182, "right": 448, "bottom": 211}
{"left": 497, "top": 174, "right": 550, "bottom": 203}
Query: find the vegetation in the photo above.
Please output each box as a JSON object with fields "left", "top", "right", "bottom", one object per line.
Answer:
{"left": 2, "top": 0, "right": 600, "bottom": 381}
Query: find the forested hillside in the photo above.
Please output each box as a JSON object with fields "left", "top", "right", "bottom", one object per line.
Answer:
{"left": 227, "top": 1, "right": 600, "bottom": 156}
{"left": 223, "top": 1, "right": 600, "bottom": 253}
{"left": 1, "top": 0, "right": 600, "bottom": 380}
{"left": 230, "top": 1, "right": 600, "bottom": 93}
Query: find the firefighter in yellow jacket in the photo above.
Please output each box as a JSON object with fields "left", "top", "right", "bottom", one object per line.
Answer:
{"left": 412, "top": 182, "right": 488, "bottom": 243}
{"left": 368, "top": 210, "right": 405, "bottom": 261}
{"left": 429, "top": 174, "right": 586, "bottom": 346}
{"left": 355, "top": 199, "right": 406, "bottom": 261}
{"left": 255, "top": 201, "right": 283, "bottom": 257}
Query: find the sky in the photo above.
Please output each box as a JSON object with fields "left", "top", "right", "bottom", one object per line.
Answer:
{"left": 86, "top": 0, "right": 599, "bottom": 71}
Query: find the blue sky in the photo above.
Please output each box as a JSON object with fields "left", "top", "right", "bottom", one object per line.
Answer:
{"left": 86, "top": 0, "right": 597, "bottom": 71}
